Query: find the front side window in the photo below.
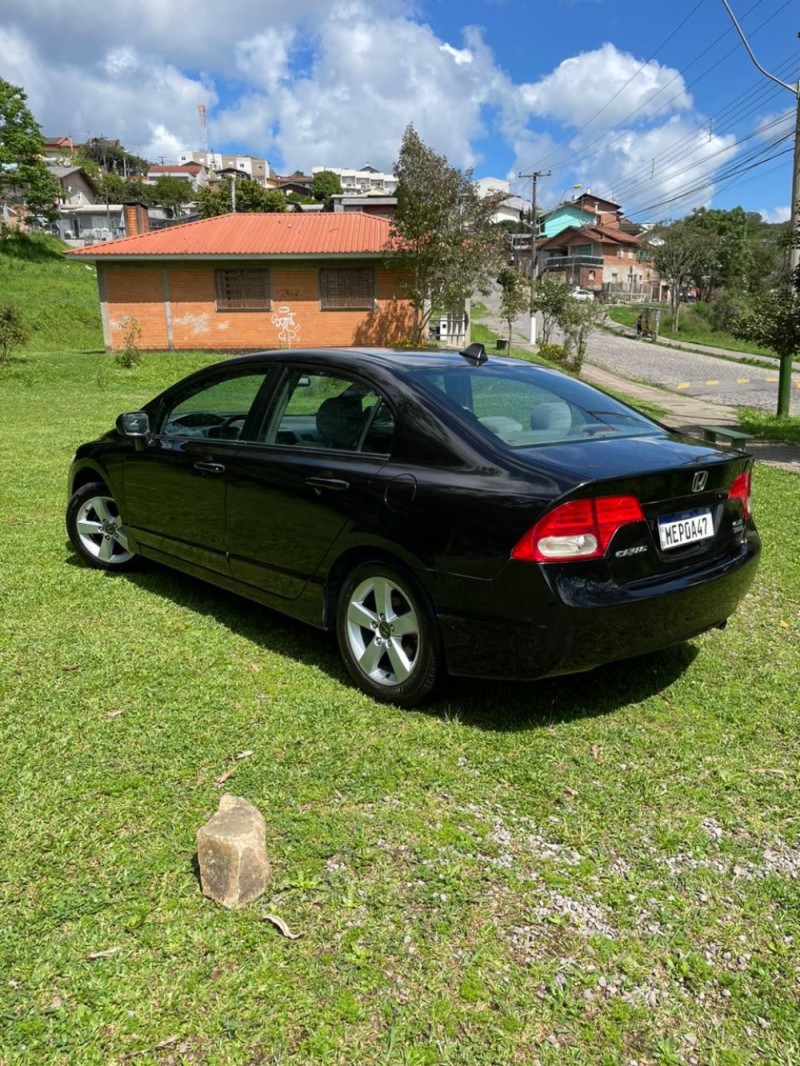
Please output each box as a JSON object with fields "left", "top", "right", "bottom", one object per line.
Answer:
{"left": 262, "top": 371, "right": 394, "bottom": 453}
{"left": 319, "top": 268, "right": 375, "bottom": 311}
{"left": 215, "top": 269, "right": 271, "bottom": 311}
{"left": 161, "top": 372, "right": 267, "bottom": 440}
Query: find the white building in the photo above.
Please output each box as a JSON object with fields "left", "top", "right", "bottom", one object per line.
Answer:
{"left": 311, "top": 163, "right": 397, "bottom": 196}
{"left": 177, "top": 151, "right": 273, "bottom": 186}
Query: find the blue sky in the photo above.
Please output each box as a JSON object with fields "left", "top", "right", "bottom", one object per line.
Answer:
{"left": 1, "top": 0, "right": 796, "bottom": 222}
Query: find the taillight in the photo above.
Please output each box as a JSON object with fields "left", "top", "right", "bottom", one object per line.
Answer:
{"left": 728, "top": 470, "right": 752, "bottom": 518}
{"left": 512, "top": 495, "right": 645, "bottom": 562}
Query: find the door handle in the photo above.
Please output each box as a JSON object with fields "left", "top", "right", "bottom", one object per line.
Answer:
{"left": 194, "top": 461, "right": 226, "bottom": 475}
{"left": 305, "top": 475, "right": 350, "bottom": 492}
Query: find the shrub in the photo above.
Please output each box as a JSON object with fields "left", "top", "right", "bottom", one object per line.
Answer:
{"left": 0, "top": 302, "right": 31, "bottom": 364}
{"left": 117, "top": 316, "right": 143, "bottom": 369}
{"left": 537, "top": 342, "right": 571, "bottom": 368}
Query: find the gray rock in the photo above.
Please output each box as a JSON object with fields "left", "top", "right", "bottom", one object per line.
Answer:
{"left": 196, "top": 794, "right": 271, "bottom": 908}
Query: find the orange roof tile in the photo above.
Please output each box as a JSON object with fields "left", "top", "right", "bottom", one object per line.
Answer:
{"left": 66, "top": 212, "right": 395, "bottom": 259}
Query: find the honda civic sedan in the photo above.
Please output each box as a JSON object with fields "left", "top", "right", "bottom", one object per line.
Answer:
{"left": 67, "top": 344, "right": 760, "bottom": 706}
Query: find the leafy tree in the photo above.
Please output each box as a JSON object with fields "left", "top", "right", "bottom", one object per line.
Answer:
{"left": 0, "top": 301, "right": 30, "bottom": 364}
{"left": 684, "top": 206, "right": 751, "bottom": 299}
{"left": 0, "top": 78, "right": 61, "bottom": 225}
{"left": 150, "top": 176, "right": 193, "bottom": 220}
{"left": 389, "top": 124, "right": 506, "bottom": 343}
{"left": 643, "top": 220, "right": 709, "bottom": 332}
{"left": 557, "top": 297, "right": 608, "bottom": 374}
{"left": 496, "top": 266, "right": 528, "bottom": 347}
{"left": 81, "top": 138, "right": 150, "bottom": 177}
{"left": 311, "top": 170, "right": 342, "bottom": 207}
{"left": 733, "top": 227, "right": 800, "bottom": 417}
{"left": 196, "top": 178, "right": 286, "bottom": 218}
{"left": 531, "top": 272, "right": 570, "bottom": 344}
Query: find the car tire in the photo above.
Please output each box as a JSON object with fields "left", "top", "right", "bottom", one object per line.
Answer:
{"left": 66, "top": 481, "right": 138, "bottom": 572}
{"left": 336, "top": 560, "right": 442, "bottom": 706}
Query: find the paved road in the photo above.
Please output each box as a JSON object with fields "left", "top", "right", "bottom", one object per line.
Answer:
{"left": 579, "top": 327, "right": 800, "bottom": 415}
{"left": 484, "top": 288, "right": 800, "bottom": 416}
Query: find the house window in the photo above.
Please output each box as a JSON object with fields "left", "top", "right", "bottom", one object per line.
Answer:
{"left": 215, "top": 269, "right": 271, "bottom": 311}
{"left": 320, "top": 268, "right": 375, "bottom": 311}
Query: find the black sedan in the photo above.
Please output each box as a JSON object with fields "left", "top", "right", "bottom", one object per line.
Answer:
{"left": 67, "top": 344, "right": 760, "bottom": 706}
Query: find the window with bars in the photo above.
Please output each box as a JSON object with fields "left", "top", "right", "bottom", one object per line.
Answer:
{"left": 319, "top": 268, "right": 375, "bottom": 311}
{"left": 215, "top": 269, "right": 271, "bottom": 310}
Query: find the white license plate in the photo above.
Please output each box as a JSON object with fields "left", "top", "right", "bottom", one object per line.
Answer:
{"left": 658, "top": 507, "right": 714, "bottom": 550}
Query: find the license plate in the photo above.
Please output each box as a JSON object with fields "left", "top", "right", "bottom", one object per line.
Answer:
{"left": 658, "top": 507, "right": 714, "bottom": 550}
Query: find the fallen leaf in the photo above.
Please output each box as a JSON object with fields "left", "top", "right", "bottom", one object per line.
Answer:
{"left": 590, "top": 745, "right": 601, "bottom": 762}
{"left": 87, "top": 947, "right": 121, "bottom": 959}
{"left": 61, "top": 664, "right": 80, "bottom": 672}
{"left": 106, "top": 709, "right": 124, "bottom": 718}
{"left": 248, "top": 662, "right": 261, "bottom": 673}
{"left": 262, "top": 914, "right": 303, "bottom": 939}
{"left": 778, "top": 620, "right": 789, "bottom": 629}
{"left": 236, "top": 750, "right": 254, "bottom": 760}
{"left": 563, "top": 786, "right": 578, "bottom": 798}
{"left": 214, "top": 767, "right": 236, "bottom": 786}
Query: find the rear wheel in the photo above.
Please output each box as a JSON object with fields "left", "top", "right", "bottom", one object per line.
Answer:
{"left": 336, "top": 561, "right": 442, "bottom": 706}
{"left": 66, "top": 482, "right": 137, "bottom": 571}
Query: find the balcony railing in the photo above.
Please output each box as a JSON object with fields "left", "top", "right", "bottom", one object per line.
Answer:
{"left": 542, "top": 255, "right": 604, "bottom": 270}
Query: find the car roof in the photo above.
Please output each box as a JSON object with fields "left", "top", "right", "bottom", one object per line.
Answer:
{"left": 219, "top": 346, "right": 558, "bottom": 377}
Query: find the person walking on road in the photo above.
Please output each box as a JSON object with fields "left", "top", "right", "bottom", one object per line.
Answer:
{"left": 636, "top": 314, "right": 643, "bottom": 338}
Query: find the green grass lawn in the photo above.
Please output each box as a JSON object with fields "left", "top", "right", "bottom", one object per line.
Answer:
{"left": 1, "top": 350, "right": 799, "bottom": 1064}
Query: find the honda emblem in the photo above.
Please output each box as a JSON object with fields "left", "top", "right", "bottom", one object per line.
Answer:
{"left": 692, "top": 471, "right": 708, "bottom": 492}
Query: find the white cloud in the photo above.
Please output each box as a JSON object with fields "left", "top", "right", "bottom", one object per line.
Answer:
{"left": 758, "top": 205, "right": 790, "bottom": 224}
{"left": 519, "top": 43, "right": 691, "bottom": 129}
{"left": 0, "top": 1, "right": 746, "bottom": 218}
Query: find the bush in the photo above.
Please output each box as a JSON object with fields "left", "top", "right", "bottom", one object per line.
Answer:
{"left": 116, "top": 316, "right": 143, "bottom": 368}
{"left": 0, "top": 302, "right": 31, "bottom": 364}
{"left": 537, "top": 342, "right": 571, "bottom": 368}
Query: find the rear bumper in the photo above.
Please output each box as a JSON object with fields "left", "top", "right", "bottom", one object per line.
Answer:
{"left": 437, "top": 538, "right": 760, "bottom": 681}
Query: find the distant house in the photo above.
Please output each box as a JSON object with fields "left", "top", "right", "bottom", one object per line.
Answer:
{"left": 65, "top": 212, "right": 415, "bottom": 352}
{"left": 536, "top": 222, "right": 656, "bottom": 297}
{"left": 41, "top": 136, "right": 78, "bottom": 165}
{"left": 145, "top": 162, "right": 209, "bottom": 190}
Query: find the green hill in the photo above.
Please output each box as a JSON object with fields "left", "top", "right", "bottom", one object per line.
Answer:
{"left": 0, "top": 231, "right": 104, "bottom": 353}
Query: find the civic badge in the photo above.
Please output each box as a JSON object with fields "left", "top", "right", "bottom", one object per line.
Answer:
{"left": 692, "top": 471, "right": 708, "bottom": 492}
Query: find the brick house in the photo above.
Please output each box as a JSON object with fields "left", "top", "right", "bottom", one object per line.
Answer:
{"left": 66, "top": 212, "right": 416, "bottom": 351}
{"left": 536, "top": 217, "right": 658, "bottom": 299}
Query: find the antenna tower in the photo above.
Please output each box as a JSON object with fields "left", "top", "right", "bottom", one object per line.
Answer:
{"left": 197, "top": 104, "right": 209, "bottom": 157}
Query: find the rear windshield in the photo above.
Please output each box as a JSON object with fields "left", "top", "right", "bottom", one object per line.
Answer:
{"left": 412, "top": 362, "right": 664, "bottom": 448}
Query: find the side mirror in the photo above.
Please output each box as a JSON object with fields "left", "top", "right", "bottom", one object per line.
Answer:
{"left": 117, "top": 411, "right": 150, "bottom": 437}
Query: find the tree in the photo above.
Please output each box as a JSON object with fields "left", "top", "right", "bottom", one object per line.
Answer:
{"left": 557, "top": 297, "right": 608, "bottom": 374}
{"left": 150, "top": 176, "right": 193, "bottom": 220}
{"left": 531, "top": 273, "right": 570, "bottom": 344}
{"left": 80, "top": 138, "right": 150, "bottom": 178}
{"left": 0, "top": 302, "right": 30, "bottom": 364}
{"left": 643, "top": 220, "right": 709, "bottom": 332}
{"left": 0, "top": 78, "right": 61, "bottom": 226}
{"left": 683, "top": 206, "right": 751, "bottom": 299}
{"left": 496, "top": 266, "right": 528, "bottom": 347}
{"left": 732, "top": 231, "right": 800, "bottom": 417}
{"left": 311, "top": 170, "right": 342, "bottom": 207}
{"left": 195, "top": 178, "right": 287, "bottom": 218}
{"left": 389, "top": 124, "right": 507, "bottom": 343}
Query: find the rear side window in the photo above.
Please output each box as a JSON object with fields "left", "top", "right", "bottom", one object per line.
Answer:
{"left": 413, "top": 365, "right": 662, "bottom": 447}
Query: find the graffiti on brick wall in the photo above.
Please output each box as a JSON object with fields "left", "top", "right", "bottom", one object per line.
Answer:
{"left": 272, "top": 305, "right": 301, "bottom": 347}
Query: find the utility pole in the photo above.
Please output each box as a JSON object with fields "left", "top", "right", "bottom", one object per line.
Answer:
{"left": 721, "top": 0, "right": 799, "bottom": 416}
{"left": 519, "top": 168, "right": 550, "bottom": 343}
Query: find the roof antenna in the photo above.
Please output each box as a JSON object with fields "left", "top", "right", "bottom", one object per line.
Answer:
{"left": 459, "top": 343, "right": 487, "bottom": 366}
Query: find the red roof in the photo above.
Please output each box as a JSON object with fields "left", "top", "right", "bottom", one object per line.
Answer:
{"left": 67, "top": 212, "right": 395, "bottom": 259}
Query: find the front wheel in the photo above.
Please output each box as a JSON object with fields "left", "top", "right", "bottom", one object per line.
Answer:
{"left": 66, "top": 481, "right": 138, "bottom": 571}
{"left": 336, "top": 561, "right": 442, "bottom": 706}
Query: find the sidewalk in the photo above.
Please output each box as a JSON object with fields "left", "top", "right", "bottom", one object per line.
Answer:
{"left": 481, "top": 307, "right": 800, "bottom": 476}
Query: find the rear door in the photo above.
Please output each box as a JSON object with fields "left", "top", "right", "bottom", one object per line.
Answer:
{"left": 224, "top": 367, "right": 395, "bottom": 599}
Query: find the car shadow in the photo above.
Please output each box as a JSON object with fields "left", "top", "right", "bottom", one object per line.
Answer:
{"left": 67, "top": 551, "right": 699, "bottom": 732}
